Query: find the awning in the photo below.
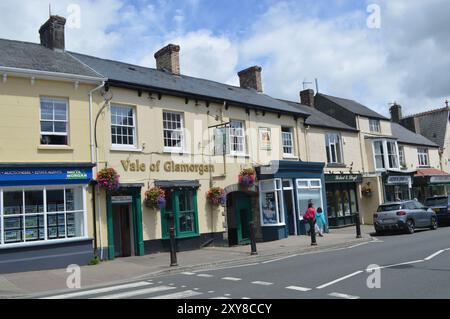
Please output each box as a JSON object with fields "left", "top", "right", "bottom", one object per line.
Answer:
{"left": 415, "top": 169, "right": 450, "bottom": 185}
{"left": 155, "top": 180, "right": 201, "bottom": 189}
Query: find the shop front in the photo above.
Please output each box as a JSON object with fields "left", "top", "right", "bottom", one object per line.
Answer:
{"left": 256, "top": 161, "right": 326, "bottom": 241}
{"left": 325, "top": 173, "right": 362, "bottom": 228}
{"left": 382, "top": 171, "right": 415, "bottom": 202}
{"left": 0, "top": 163, "right": 94, "bottom": 273}
{"left": 413, "top": 169, "right": 450, "bottom": 202}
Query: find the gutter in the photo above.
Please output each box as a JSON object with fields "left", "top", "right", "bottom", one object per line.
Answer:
{"left": 0, "top": 66, "right": 107, "bottom": 84}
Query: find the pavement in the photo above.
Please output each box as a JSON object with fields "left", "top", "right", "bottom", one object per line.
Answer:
{"left": 0, "top": 225, "right": 371, "bottom": 298}
{"left": 31, "top": 225, "right": 450, "bottom": 300}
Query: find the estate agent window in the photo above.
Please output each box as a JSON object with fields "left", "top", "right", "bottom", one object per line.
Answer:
{"left": 0, "top": 187, "right": 86, "bottom": 246}
{"left": 369, "top": 119, "right": 381, "bottom": 133}
{"left": 325, "top": 133, "right": 343, "bottom": 164}
{"left": 418, "top": 148, "right": 429, "bottom": 167}
{"left": 282, "top": 127, "right": 294, "bottom": 156}
{"left": 111, "top": 105, "right": 136, "bottom": 147}
{"left": 296, "top": 179, "right": 323, "bottom": 219}
{"left": 373, "top": 140, "right": 399, "bottom": 170}
{"left": 40, "top": 97, "right": 68, "bottom": 145}
{"left": 163, "top": 111, "right": 185, "bottom": 153}
{"left": 229, "top": 120, "right": 246, "bottom": 155}
{"left": 259, "top": 179, "right": 285, "bottom": 226}
{"left": 161, "top": 189, "right": 199, "bottom": 239}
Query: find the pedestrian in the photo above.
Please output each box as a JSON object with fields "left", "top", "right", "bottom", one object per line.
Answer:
{"left": 304, "top": 202, "right": 317, "bottom": 245}
{"left": 315, "top": 207, "right": 327, "bottom": 237}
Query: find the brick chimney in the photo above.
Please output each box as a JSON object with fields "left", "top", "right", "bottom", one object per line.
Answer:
{"left": 390, "top": 103, "right": 402, "bottom": 123}
{"left": 154, "top": 44, "right": 180, "bottom": 75}
{"left": 238, "top": 66, "right": 263, "bottom": 92}
{"left": 39, "top": 15, "right": 66, "bottom": 50}
{"left": 300, "top": 89, "right": 315, "bottom": 107}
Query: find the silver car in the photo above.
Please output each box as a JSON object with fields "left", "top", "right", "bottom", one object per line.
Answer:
{"left": 374, "top": 200, "right": 438, "bottom": 235}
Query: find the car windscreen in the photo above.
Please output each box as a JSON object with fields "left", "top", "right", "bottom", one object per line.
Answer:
{"left": 424, "top": 197, "right": 448, "bottom": 207}
{"left": 377, "top": 204, "right": 401, "bottom": 212}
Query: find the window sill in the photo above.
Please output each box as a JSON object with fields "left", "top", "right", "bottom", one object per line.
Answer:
{"left": 227, "top": 153, "right": 250, "bottom": 159}
{"left": 38, "top": 145, "right": 74, "bottom": 152}
{"left": 110, "top": 147, "right": 142, "bottom": 153}
{"left": 0, "top": 237, "right": 92, "bottom": 250}
{"left": 326, "top": 163, "right": 347, "bottom": 168}
{"left": 163, "top": 149, "right": 190, "bottom": 155}
{"left": 283, "top": 155, "right": 299, "bottom": 160}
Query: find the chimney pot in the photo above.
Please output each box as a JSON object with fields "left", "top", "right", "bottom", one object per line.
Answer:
{"left": 154, "top": 44, "right": 181, "bottom": 75}
{"left": 389, "top": 103, "right": 402, "bottom": 123}
{"left": 238, "top": 66, "right": 263, "bottom": 92}
{"left": 300, "top": 89, "right": 315, "bottom": 107}
{"left": 39, "top": 15, "right": 66, "bottom": 50}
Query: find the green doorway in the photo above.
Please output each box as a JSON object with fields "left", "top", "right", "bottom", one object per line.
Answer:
{"left": 234, "top": 193, "right": 253, "bottom": 245}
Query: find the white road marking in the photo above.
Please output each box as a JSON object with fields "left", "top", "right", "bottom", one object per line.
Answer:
{"left": 208, "top": 291, "right": 215, "bottom": 293}
{"left": 41, "top": 281, "right": 152, "bottom": 299}
{"left": 210, "top": 297, "right": 231, "bottom": 299}
{"left": 329, "top": 292, "right": 360, "bottom": 300}
{"left": 242, "top": 297, "right": 251, "bottom": 299}
{"left": 224, "top": 294, "right": 231, "bottom": 296}
{"left": 149, "top": 290, "right": 203, "bottom": 299}
{"left": 316, "top": 271, "right": 363, "bottom": 289}
{"left": 367, "top": 260, "right": 424, "bottom": 271}
{"left": 181, "top": 272, "right": 196, "bottom": 275}
{"left": 203, "top": 263, "right": 260, "bottom": 272}
{"left": 94, "top": 285, "right": 176, "bottom": 299}
{"left": 261, "top": 254, "right": 298, "bottom": 264}
{"left": 347, "top": 242, "right": 369, "bottom": 249}
{"left": 252, "top": 281, "right": 274, "bottom": 286}
{"left": 286, "top": 286, "right": 312, "bottom": 292}
{"left": 197, "top": 274, "right": 214, "bottom": 278}
{"left": 424, "top": 250, "right": 445, "bottom": 261}
{"left": 221, "top": 277, "right": 242, "bottom": 281}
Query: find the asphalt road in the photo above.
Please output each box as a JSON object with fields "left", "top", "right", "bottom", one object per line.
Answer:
{"left": 37, "top": 226, "right": 450, "bottom": 299}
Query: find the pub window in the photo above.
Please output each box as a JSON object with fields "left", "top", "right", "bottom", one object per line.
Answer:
{"left": 229, "top": 120, "right": 246, "bottom": 155}
{"left": 325, "top": 133, "right": 343, "bottom": 164}
{"left": 163, "top": 111, "right": 185, "bottom": 153}
{"left": 1, "top": 187, "right": 86, "bottom": 246}
{"left": 40, "top": 98, "right": 68, "bottom": 145}
{"left": 418, "top": 148, "right": 429, "bottom": 167}
{"left": 111, "top": 105, "right": 136, "bottom": 147}
{"left": 369, "top": 119, "right": 381, "bottom": 133}
{"left": 282, "top": 127, "right": 294, "bottom": 156}
{"left": 259, "top": 179, "right": 285, "bottom": 226}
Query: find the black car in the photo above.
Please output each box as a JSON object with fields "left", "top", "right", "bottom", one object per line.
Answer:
{"left": 424, "top": 195, "right": 450, "bottom": 226}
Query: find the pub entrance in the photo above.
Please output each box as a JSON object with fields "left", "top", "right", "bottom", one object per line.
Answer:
{"left": 112, "top": 203, "right": 134, "bottom": 258}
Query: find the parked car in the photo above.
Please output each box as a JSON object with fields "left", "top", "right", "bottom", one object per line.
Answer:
{"left": 424, "top": 195, "right": 450, "bottom": 226}
{"left": 374, "top": 200, "right": 438, "bottom": 235}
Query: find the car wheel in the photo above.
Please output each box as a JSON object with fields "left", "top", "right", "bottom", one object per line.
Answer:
{"left": 406, "top": 220, "right": 415, "bottom": 234}
{"left": 430, "top": 217, "right": 438, "bottom": 230}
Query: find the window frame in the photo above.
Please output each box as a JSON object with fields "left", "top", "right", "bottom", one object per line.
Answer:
{"left": 229, "top": 120, "right": 246, "bottom": 156}
{"left": 0, "top": 185, "right": 87, "bottom": 248}
{"left": 398, "top": 145, "right": 406, "bottom": 168}
{"left": 281, "top": 127, "right": 294, "bottom": 157}
{"left": 369, "top": 119, "right": 381, "bottom": 133}
{"left": 418, "top": 147, "right": 429, "bottom": 167}
{"left": 110, "top": 104, "right": 137, "bottom": 149}
{"left": 325, "top": 132, "right": 344, "bottom": 164}
{"left": 373, "top": 139, "right": 400, "bottom": 171}
{"left": 163, "top": 111, "right": 185, "bottom": 153}
{"left": 39, "top": 97, "right": 69, "bottom": 145}
{"left": 259, "top": 179, "right": 285, "bottom": 227}
{"left": 296, "top": 179, "right": 324, "bottom": 221}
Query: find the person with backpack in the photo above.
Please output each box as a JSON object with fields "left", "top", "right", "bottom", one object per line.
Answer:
{"left": 304, "top": 202, "right": 317, "bottom": 245}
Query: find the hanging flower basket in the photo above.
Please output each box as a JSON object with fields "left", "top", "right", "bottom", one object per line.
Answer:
{"left": 206, "top": 187, "right": 226, "bottom": 207}
{"left": 361, "top": 184, "right": 372, "bottom": 197}
{"left": 239, "top": 168, "right": 256, "bottom": 186}
{"left": 145, "top": 187, "right": 166, "bottom": 209}
{"left": 96, "top": 168, "right": 120, "bottom": 192}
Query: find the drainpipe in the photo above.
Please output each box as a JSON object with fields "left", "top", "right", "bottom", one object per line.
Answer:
{"left": 89, "top": 82, "right": 105, "bottom": 164}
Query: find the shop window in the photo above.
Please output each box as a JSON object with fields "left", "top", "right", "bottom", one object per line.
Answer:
{"left": 163, "top": 111, "right": 185, "bottom": 153}
{"left": 0, "top": 187, "right": 86, "bottom": 246}
{"left": 418, "top": 148, "right": 429, "bottom": 167}
{"left": 40, "top": 98, "right": 68, "bottom": 145}
{"left": 111, "top": 105, "right": 136, "bottom": 148}
{"left": 259, "top": 179, "right": 285, "bottom": 226}
{"left": 369, "top": 119, "right": 381, "bottom": 133}
{"left": 325, "top": 133, "right": 343, "bottom": 164}
{"left": 282, "top": 127, "right": 294, "bottom": 156}
{"left": 161, "top": 189, "right": 199, "bottom": 239}
{"left": 296, "top": 179, "right": 323, "bottom": 219}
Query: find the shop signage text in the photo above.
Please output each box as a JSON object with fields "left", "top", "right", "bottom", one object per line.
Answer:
{"left": 387, "top": 176, "right": 412, "bottom": 185}
{"left": 121, "top": 160, "right": 215, "bottom": 176}
{"left": 430, "top": 175, "right": 450, "bottom": 184}
{"left": 325, "top": 174, "right": 362, "bottom": 183}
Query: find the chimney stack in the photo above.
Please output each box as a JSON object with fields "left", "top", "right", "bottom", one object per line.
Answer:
{"left": 389, "top": 103, "right": 402, "bottom": 123}
{"left": 300, "top": 89, "right": 315, "bottom": 107}
{"left": 39, "top": 15, "right": 66, "bottom": 50}
{"left": 238, "top": 66, "right": 263, "bottom": 92}
{"left": 154, "top": 44, "right": 181, "bottom": 75}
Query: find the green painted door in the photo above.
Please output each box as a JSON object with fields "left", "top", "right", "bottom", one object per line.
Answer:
{"left": 235, "top": 193, "right": 252, "bottom": 245}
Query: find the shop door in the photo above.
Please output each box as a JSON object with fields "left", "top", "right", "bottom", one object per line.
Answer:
{"left": 113, "top": 204, "right": 133, "bottom": 258}
{"left": 283, "top": 180, "right": 296, "bottom": 236}
{"left": 235, "top": 193, "right": 252, "bottom": 245}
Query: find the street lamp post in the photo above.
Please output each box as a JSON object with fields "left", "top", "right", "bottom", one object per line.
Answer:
{"left": 355, "top": 213, "right": 362, "bottom": 239}
{"left": 169, "top": 226, "right": 178, "bottom": 267}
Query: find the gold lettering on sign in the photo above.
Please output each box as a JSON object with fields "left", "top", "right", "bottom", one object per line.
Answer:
{"left": 121, "top": 160, "right": 214, "bottom": 175}
{"left": 121, "top": 160, "right": 146, "bottom": 172}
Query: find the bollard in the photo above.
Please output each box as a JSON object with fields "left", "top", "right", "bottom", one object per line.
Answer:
{"left": 355, "top": 213, "right": 362, "bottom": 239}
{"left": 249, "top": 222, "right": 258, "bottom": 255}
{"left": 309, "top": 218, "right": 317, "bottom": 246}
{"left": 169, "top": 226, "right": 178, "bottom": 267}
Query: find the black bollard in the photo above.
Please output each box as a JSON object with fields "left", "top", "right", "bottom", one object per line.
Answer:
{"left": 169, "top": 227, "right": 178, "bottom": 266}
{"left": 355, "top": 213, "right": 362, "bottom": 239}
{"left": 309, "top": 218, "right": 317, "bottom": 246}
{"left": 249, "top": 222, "right": 258, "bottom": 255}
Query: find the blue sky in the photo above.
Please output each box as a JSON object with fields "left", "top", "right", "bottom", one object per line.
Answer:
{"left": 0, "top": 0, "right": 448, "bottom": 116}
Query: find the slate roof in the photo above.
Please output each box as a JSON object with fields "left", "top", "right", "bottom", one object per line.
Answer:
{"left": 318, "top": 93, "right": 388, "bottom": 120}
{"left": 0, "top": 38, "right": 102, "bottom": 78}
{"left": 279, "top": 99, "right": 358, "bottom": 132}
{"left": 391, "top": 122, "right": 438, "bottom": 148}
{"left": 70, "top": 52, "right": 310, "bottom": 117}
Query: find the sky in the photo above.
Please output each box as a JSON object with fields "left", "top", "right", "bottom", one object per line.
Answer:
{"left": 0, "top": 0, "right": 449, "bottom": 117}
